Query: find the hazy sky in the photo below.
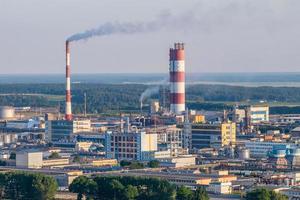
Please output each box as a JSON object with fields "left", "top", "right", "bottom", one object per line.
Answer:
{"left": 1, "top": 0, "right": 300, "bottom": 74}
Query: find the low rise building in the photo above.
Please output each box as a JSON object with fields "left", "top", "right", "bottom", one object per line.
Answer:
{"left": 0, "top": 133, "right": 17, "bottom": 146}
{"left": 207, "top": 182, "right": 232, "bottom": 194}
{"left": 277, "top": 187, "right": 300, "bottom": 199}
{"left": 191, "top": 115, "right": 205, "bottom": 123}
{"left": 89, "top": 159, "right": 118, "bottom": 167}
{"left": 46, "top": 119, "right": 91, "bottom": 142}
{"left": 75, "top": 142, "right": 93, "bottom": 152}
{"left": 158, "top": 155, "right": 196, "bottom": 168}
{"left": 245, "top": 140, "right": 296, "bottom": 158}
{"left": 42, "top": 158, "right": 70, "bottom": 167}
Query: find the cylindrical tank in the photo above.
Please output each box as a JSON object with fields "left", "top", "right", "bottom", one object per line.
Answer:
{"left": 0, "top": 106, "right": 15, "bottom": 120}
{"left": 272, "top": 149, "right": 286, "bottom": 158}
{"left": 239, "top": 148, "right": 250, "bottom": 160}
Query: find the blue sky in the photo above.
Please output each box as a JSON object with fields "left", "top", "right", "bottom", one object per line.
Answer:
{"left": 1, "top": 0, "right": 300, "bottom": 74}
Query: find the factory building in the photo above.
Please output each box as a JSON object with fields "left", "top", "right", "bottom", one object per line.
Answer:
{"left": 0, "top": 133, "right": 18, "bottom": 146}
{"left": 5, "top": 118, "right": 41, "bottom": 129}
{"left": 158, "top": 155, "right": 196, "bottom": 168}
{"left": 155, "top": 126, "right": 184, "bottom": 157}
{"left": 190, "top": 122, "right": 236, "bottom": 150}
{"left": 45, "top": 119, "right": 91, "bottom": 142}
{"left": 169, "top": 43, "right": 185, "bottom": 114}
{"left": 0, "top": 106, "right": 15, "bottom": 120}
{"left": 249, "top": 105, "right": 269, "bottom": 124}
{"left": 16, "top": 151, "right": 43, "bottom": 169}
{"left": 245, "top": 141, "right": 296, "bottom": 158}
{"left": 105, "top": 130, "right": 157, "bottom": 161}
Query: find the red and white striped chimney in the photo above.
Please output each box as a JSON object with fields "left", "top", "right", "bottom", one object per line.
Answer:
{"left": 65, "top": 41, "right": 72, "bottom": 121}
{"left": 169, "top": 43, "right": 185, "bottom": 114}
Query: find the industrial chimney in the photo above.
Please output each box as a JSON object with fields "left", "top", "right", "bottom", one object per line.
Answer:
{"left": 65, "top": 41, "right": 72, "bottom": 121}
{"left": 169, "top": 43, "right": 185, "bottom": 114}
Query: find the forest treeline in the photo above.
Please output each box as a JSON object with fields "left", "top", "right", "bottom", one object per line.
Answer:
{"left": 69, "top": 175, "right": 209, "bottom": 200}
{"left": 0, "top": 172, "right": 58, "bottom": 200}
{"left": 1, "top": 83, "right": 300, "bottom": 114}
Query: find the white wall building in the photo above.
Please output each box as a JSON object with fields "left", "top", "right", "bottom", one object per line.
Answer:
{"left": 16, "top": 151, "right": 43, "bottom": 169}
{"left": 158, "top": 155, "right": 196, "bottom": 168}
{"left": 207, "top": 182, "right": 232, "bottom": 194}
{"left": 245, "top": 141, "right": 296, "bottom": 158}
{"left": 105, "top": 130, "right": 157, "bottom": 161}
{"left": 0, "top": 133, "right": 17, "bottom": 146}
{"left": 249, "top": 105, "right": 269, "bottom": 124}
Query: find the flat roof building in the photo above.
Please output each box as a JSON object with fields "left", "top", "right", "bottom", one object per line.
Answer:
{"left": 190, "top": 122, "right": 236, "bottom": 150}
{"left": 16, "top": 151, "right": 43, "bottom": 169}
{"left": 249, "top": 105, "right": 269, "bottom": 124}
{"left": 105, "top": 130, "right": 157, "bottom": 161}
{"left": 46, "top": 119, "right": 91, "bottom": 142}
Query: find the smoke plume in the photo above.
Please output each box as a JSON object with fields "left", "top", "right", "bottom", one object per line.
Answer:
{"left": 66, "top": 11, "right": 194, "bottom": 42}
{"left": 139, "top": 78, "right": 168, "bottom": 104}
{"left": 140, "top": 86, "right": 160, "bottom": 104}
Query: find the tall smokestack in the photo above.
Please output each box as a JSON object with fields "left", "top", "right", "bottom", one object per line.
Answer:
{"left": 169, "top": 43, "right": 185, "bottom": 114}
{"left": 65, "top": 41, "right": 72, "bottom": 121}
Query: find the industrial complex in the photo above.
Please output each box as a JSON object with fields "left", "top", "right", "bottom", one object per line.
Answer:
{"left": 0, "top": 41, "right": 299, "bottom": 200}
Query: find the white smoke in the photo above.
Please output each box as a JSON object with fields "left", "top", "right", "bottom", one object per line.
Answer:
{"left": 139, "top": 86, "right": 160, "bottom": 104}
{"left": 139, "top": 78, "right": 168, "bottom": 105}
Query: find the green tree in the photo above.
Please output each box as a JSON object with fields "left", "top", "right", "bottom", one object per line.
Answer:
{"left": 176, "top": 186, "right": 193, "bottom": 200}
{"left": 32, "top": 173, "right": 58, "bottom": 200}
{"left": 0, "top": 173, "right": 6, "bottom": 199}
{"left": 93, "top": 176, "right": 176, "bottom": 200}
{"left": 4, "top": 172, "right": 58, "bottom": 200}
{"left": 148, "top": 160, "right": 160, "bottom": 168}
{"left": 246, "top": 188, "right": 271, "bottom": 200}
{"left": 193, "top": 187, "right": 209, "bottom": 200}
{"left": 0, "top": 160, "right": 6, "bottom": 166}
{"left": 69, "top": 176, "right": 97, "bottom": 200}
{"left": 129, "top": 162, "right": 144, "bottom": 170}
{"left": 246, "top": 188, "right": 287, "bottom": 200}
{"left": 270, "top": 191, "right": 288, "bottom": 200}
{"left": 48, "top": 152, "right": 61, "bottom": 159}
{"left": 110, "top": 179, "right": 124, "bottom": 200}
{"left": 73, "top": 155, "right": 81, "bottom": 163}
{"left": 120, "top": 160, "right": 131, "bottom": 167}
{"left": 123, "top": 185, "right": 138, "bottom": 200}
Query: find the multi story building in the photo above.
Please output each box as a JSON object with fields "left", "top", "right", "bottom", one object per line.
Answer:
{"left": 221, "top": 123, "right": 236, "bottom": 146}
{"left": 190, "top": 122, "right": 236, "bottom": 150}
{"left": 156, "top": 126, "right": 184, "bottom": 157}
{"left": 245, "top": 140, "right": 297, "bottom": 158}
{"left": 105, "top": 130, "right": 157, "bottom": 161}
{"left": 46, "top": 119, "right": 91, "bottom": 142}
{"left": 249, "top": 105, "right": 269, "bottom": 124}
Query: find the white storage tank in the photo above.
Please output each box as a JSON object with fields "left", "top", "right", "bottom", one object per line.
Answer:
{"left": 150, "top": 101, "right": 160, "bottom": 114}
{"left": 0, "top": 106, "right": 15, "bottom": 120}
{"left": 239, "top": 148, "right": 250, "bottom": 160}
